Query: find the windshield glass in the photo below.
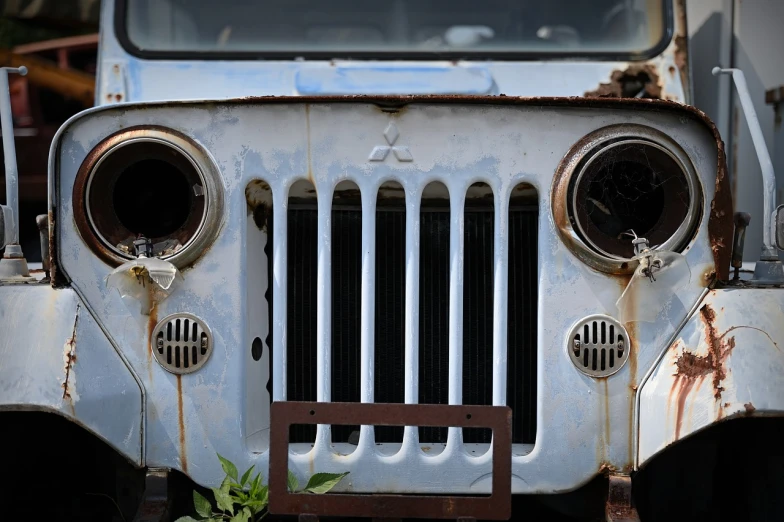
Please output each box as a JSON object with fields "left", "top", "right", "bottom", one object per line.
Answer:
{"left": 123, "top": 0, "right": 668, "bottom": 57}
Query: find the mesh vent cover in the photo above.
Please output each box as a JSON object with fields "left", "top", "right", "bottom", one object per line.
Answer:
{"left": 567, "top": 315, "right": 629, "bottom": 378}
{"left": 151, "top": 313, "right": 212, "bottom": 374}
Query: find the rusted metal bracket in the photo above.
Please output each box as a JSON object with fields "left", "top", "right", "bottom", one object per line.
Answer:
{"left": 132, "top": 468, "right": 171, "bottom": 522}
{"left": 269, "top": 402, "right": 512, "bottom": 520}
{"left": 605, "top": 474, "right": 640, "bottom": 522}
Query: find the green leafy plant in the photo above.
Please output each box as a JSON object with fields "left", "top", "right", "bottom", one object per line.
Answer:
{"left": 176, "top": 454, "right": 348, "bottom": 522}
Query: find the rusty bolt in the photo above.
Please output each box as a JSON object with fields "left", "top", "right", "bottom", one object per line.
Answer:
{"left": 617, "top": 338, "right": 625, "bottom": 353}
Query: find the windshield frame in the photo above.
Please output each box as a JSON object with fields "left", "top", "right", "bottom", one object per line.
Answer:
{"left": 114, "top": 0, "right": 674, "bottom": 62}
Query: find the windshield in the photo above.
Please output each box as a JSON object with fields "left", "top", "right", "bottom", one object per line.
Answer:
{"left": 123, "top": 0, "right": 669, "bottom": 58}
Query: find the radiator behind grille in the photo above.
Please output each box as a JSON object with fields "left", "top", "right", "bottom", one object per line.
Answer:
{"left": 283, "top": 203, "right": 537, "bottom": 445}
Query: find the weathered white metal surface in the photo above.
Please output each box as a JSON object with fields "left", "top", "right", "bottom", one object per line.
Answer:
{"left": 0, "top": 285, "right": 143, "bottom": 463}
{"left": 96, "top": 0, "right": 689, "bottom": 104}
{"left": 638, "top": 287, "right": 784, "bottom": 466}
{"left": 53, "top": 99, "right": 720, "bottom": 492}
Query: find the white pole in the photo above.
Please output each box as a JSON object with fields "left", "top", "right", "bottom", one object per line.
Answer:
{"left": 0, "top": 66, "right": 27, "bottom": 246}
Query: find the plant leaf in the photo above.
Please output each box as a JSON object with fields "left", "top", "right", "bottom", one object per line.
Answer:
{"left": 304, "top": 472, "right": 349, "bottom": 494}
{"left": 211, "top": 486, "right": 235, "bottom": 513}
{"left": 221, "top": 476, "right": 233, "bottom": 494}
{"left": 174, "top": 517, "right": 201, "bottom": 522}
{"left": 250, "top": 474, "right": 262, "bottom": 498}
{"left": 258, "top": 485, "right": 269, "bottom": 506}
{"left": 240, "top": 465, "right": 255, "bottom": 487}
{"left": 243, "top": 499, "right": 266, "bottom": 511}
{"left": 229, "top": 507, "right": 251, "bottom": 522}
{"left": 287, "top": 470, "right": 299, "bottom": 492}
{"left": 218, "top": 454, "right": 239, "bottom": 481}
{"left": 193, "top": 490, "right": 212, "bottom": 518}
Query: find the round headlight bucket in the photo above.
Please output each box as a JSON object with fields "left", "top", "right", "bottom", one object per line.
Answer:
{"left": 73, "top": 127, "right": 224, "bottom": 267}
{"left": 552, "top": 124, "right": 702, "bottom": 273}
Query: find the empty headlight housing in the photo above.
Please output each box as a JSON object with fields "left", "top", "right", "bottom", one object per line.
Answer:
{"left": 552, "top": 124, "right": 702, "bottom": 273}
{"left": 72, "top": 127, "right": 224, "bottom": 267}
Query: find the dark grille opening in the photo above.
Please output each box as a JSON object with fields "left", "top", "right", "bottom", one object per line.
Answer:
{"left": 283, "top": 190, "right": 537, "bottom": 445}
{"left": 330, "top": 204, "right": 362, "bottom": 443}
{"left": 286, "top": 208, "right": 317, "bottom": 444}
{"left": 508, "top": 207, "right": 538, "bottom": 444}
{"left": 418, "top": 205, "right": 451, "bottom": 443}
{"left": 374, "top": 187, "right": 406, "bottom": 442}
{"left": 463, "top": 186, "right": 494, "bottom": 444}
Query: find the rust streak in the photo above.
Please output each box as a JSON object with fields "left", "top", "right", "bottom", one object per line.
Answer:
{"left": 603, "top": 379, "right": 610, "bottom": 449}
{"left": 625, "top": 321, "right": 637, "bottom": 466}
{"left": 670, "top": 304, "right": 737, "bottom": 439}
{"left": 177, "top": 375, "right": 188, "bottom": 473}
{"left": 62, "top": 304, "right": 80, "bottom": 401}
{"left": 147, "top": 301, "right": 158, "bottom": 381}
{"left": 674, "top": 0, "right": 690, "bottom": 95}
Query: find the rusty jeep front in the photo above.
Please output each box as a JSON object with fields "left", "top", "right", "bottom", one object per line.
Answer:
{"left": 2, "top": 1, "right": 784, "bottom": 521}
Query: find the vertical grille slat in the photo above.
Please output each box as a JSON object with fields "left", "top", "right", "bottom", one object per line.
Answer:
{"left": 272, "top": 190, "right": 289, "bottom": 401}
{"left": 282, "top": 188, "right": 538, "bottom": 446}
{"left": 403, "top": 192, "right": 422, "bottom": 446}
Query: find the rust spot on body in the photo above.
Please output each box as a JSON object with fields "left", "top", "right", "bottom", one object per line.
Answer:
{"left": 62, "top": 305, "right": 81, "bottom": 416}
{"left": 670, "top": 304, "right": 736, "bottom": 439}
{"left": 707, "top": 108, "right": 734, "bottom": 281}
{"left": 744, "top": 402, "right": 756, "bottom": 414}
{"left": 177, "top": 375, "right": 188, "bottom": 473}
{"left": 584, "top": 64, "right": 663, "bottom": 99}
{"left": 625, "top": 321, "right": 637, "bottom": 465}
{"left": 62, "top": 305, "right": 80, "bottom": 400}
{"left": 147, "top": 303, "right": 158, "bottom": 380}
{"left": 598, "top": 462, "right": 618, "bottom": 475}
{"left": 246, "top": 179, "right": 273, "bottom": 232}
{"left": 603, "top": 379, "right": 611, "bottom": 448}
{"left": 673, "top": 0, "right": 689, "bottom": 92}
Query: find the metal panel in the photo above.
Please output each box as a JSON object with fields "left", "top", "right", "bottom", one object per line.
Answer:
{"left": 53, "top": 98, "right": 721, "bottom": 492}
{"left": 0, "top": 285, "right": 143, "bottom": 463}
{"left": 638, "top": 287, "right": 784, "bottom": 465}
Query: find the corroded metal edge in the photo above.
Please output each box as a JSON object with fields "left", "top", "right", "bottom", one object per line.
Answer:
{"left": 269, "top": 402, "right": 512, "bottom": 520}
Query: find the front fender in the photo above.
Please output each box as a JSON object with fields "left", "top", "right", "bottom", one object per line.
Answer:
{"left": 638, "top": 288, "right": 784, "bottom": 466}
{"left": 0, "top": 285, "right": 143, "bottom": 464}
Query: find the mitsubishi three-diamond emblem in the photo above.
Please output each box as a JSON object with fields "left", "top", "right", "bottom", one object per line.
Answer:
{"left": 368, "top": 123, "right": 413, "bottom": 162}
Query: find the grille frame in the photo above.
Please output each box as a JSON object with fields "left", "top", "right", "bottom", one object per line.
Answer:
{"left": 282, "top": 201, "right": 538, "bottom": 445}
{"left": 151, "top": 312, "right": 213, "bottom": 374}
{"left": 567, "top": 314, "right": 629, "bottom": 378}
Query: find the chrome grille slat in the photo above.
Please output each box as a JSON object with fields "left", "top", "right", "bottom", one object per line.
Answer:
{"left": 492, "top": 190, "right": 510, "bottom": 406}
{"left": 271, "top": 188, "right": 288, "bottom": 401}
{"left": 447, "top": 187, "right": 466, "bottom": 446}
{"left": 403, "top": 187, "right": 422, "bottom": 448}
